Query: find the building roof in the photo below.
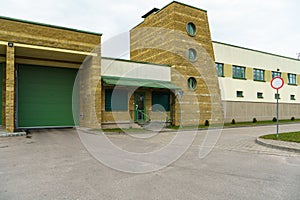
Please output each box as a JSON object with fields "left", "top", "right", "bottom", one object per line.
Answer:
{"left": 0, "top": 16, "right": 102, "bottom": 36}
{"left": 213, "top": 41, "right": 300, "bottom": 62}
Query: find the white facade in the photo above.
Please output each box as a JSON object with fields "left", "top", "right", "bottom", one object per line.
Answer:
{"left": 101, "top": 57, "right": 171, "bottom": 82}
{"left": 213, "top": 41, "right": 300, "bottom": 104}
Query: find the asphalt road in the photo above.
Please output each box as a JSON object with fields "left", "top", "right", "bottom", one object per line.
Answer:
{"left": 0, "top": 124, "right": 299, "bottom": 200}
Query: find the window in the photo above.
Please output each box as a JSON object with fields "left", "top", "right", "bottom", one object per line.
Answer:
{"left": 275, "top": 93, "right": 280, "bottom": 100}
{"left": 253, "top": 69, "right": 264, "bottom": 81}
{"left": 187, "top": 77, "right": 197, "bottom": 90}
{"left": 236, "top": 91, "right": 244, "bottom": 97}
{"left": 186, "top": 22, "right": 196, "bottom": 36}
{"left": 272, "top": 71, "right": 281, "bottom": 78}
{"left": 105, "top": 89, "right": 128, "bottom": 111}
{"left": 257, "top": 92, "right": 264, "bottom": 99}
{"left": 216, "top": 63, "right": 224, "bottom": 77}
{"left": 152, "top": 92, "right": 170, "bottom": 111}
{"left": 232, "top": 66, "right": 245, "bottom": 79}
{"left": 288, "top": 73, "right": 297, "bottom": 85}
{"left": 188, "top": 48, "right": 197, "bottom": 61}
{"left": 291, "top": 95, "right": 296, "bottom": 100}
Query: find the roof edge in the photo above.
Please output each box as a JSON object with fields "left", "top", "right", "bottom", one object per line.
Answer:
{"left": 0, "top": 15, "right": 102, "bottom": 36}
{"left": 213, "top": 41, "right": 300, "bottom": 62}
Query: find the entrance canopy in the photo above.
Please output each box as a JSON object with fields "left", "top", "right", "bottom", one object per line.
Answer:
{"left": 102, "top": 76, "right": 180, "bottom": 90}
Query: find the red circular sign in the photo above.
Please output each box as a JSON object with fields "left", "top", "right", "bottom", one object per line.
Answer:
{"left": 271, "top": 77, "right": 284, "bottom": 90}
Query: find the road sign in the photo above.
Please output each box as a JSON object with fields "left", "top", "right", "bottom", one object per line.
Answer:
{"left": 270, "top": 76, "right": 284, "bottom": 138}
{"left": 271, "top": 77, "right": 284, "bottom": 90}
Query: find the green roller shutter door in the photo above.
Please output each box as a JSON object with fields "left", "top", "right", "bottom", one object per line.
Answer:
{"left": 0, "top": 63, "right": 2, "bottom": 125}
{"left": 18, "top": 65, "right": 78, "bottom": 128}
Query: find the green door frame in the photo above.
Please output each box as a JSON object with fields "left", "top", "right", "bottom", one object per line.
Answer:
{"left": 134, "top": 92, "right": 146, "bottom": 122}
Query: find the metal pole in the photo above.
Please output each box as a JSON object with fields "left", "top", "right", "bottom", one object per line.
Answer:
{"left": 276, "top": 89, "right": 279, "bottom": 138}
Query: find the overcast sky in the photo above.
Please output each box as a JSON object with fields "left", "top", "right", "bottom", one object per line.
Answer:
{"left": 1, "top": 0, "right": 299, "bottom": 59}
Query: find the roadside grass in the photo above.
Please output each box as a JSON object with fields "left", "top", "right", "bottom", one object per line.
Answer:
{"left": 260, "top": 132, "right": 300, "bottom": 143}
{"left": 102, "top": 119, "right": 300, "bottom": 132}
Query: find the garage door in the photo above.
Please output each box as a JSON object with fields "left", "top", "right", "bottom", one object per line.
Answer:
{"left": 0, "top": 63, "right": 2, "bottom": 125}
{"left": 18, "top": 64, "right": 78, "bottom": 128}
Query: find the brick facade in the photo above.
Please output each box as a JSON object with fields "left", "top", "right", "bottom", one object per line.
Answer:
{"left": 130, "top": 2, "right": 224, "bottom": 126}
{"left": 0, "top": 17, "right": 101, "bottom": 132}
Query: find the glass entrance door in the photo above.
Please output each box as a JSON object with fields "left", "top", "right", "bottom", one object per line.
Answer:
{"left": 134, "top": 92, "right": 146, "bottom": 122}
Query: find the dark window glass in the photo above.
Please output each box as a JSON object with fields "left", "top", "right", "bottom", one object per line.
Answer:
{"left": 152, "top": 92, "right": 170, "bottom": 111}
{"left": 105, "top": 89, "right": 128, "bottom": 111}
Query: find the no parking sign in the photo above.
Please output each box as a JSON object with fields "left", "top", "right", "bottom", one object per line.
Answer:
{"left": 270, "top": 76, "right": 284, "bottom": 138}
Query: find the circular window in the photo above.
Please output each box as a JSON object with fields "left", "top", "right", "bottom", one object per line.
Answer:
{"left": 188, "top": 77, "right": 197, "bottom": 90}
{"left": 186, "top": 22, "right": 196, "bottom": 36}
{"left": 188, "top": 48, "right": 197, "bottom": 61}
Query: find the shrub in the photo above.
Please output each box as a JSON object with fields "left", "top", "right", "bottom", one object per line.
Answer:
{"left": 204, "top": 120, "right": 209, "bottom": 126}
{"left": 272, "top": 117, "right": 277, "bottom": 122}
{"left": 231, "top": 119, "right": 236, "bottom": 124}
{"left": 253, "top": 118, "right": 257, "bottom": 123}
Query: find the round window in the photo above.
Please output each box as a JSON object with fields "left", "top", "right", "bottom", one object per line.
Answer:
{"left": 188, "top": 77, "right": 197, "bottom": 90}
{"left": 186, "top": 22, "right": 196, "bottom": 36}
{"left": 188, "top": 48, "right": 197, "bottom": 61}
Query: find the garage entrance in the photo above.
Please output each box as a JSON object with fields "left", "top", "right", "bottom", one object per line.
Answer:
{"left": 17, "top": 64, "right": 78, "bottom": 128}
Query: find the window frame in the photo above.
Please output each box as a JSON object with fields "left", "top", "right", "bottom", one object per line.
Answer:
{"left": 152, "top": 92, "right": 171, "bottom": 112}
{"left": 290, "top": 95, "right": 296, "bottom": 101}
{"left": 288, "top": 73, "right": 297, "bottom": 85}
{"left": 257, "top": 92, "right": 264, "bottom": 99}
{"left": 253, "top": 69, "right": 265, "bottom": 81}
{"left": 275, "top": 93, "right": 280, "bottom": 100}
{"left": 232, "top": 65, "right": 246, "bottom": 79}
{"left": 186, "top": 22, "right": 196, "bottom": 36}
{"left": 188, "top": 48, "right": 197, "bottom": 62}
{"left": 272, "top": 71, "right": 281, "bottom": 78}
{"left": 236, "top": 91, "right": 244, "bottom": 98}
{"left": 105, "top": 89, "right": 128, "bottom": 111}
{"left": 216, "top": 63, "right": 224, "bottom": 77}
{"left": 187, "top": 77, "right": 197, "bottom": 90}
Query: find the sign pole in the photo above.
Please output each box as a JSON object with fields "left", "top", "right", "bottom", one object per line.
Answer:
{"left": 270, "top": 76, "right": 284, "bottom": 139}
{"left": 276, "top": 89, "right": 279, "bottom": 138}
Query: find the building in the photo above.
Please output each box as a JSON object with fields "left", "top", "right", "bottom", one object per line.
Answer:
{"left": 0, "top": 1, "right": 299, "bottom": 133}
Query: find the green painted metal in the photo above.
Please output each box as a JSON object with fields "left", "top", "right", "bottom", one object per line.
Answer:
{"left": 0, "top": 63, "right": 2, "bottom": 125}
{"left": 18, "top": 65, "right": 78, "bottom": 128}
{"left": 102, "top": 76, "right": 180, "bottom": 90}
{"left": 134, "top": 92, "right": 146, "bottom": 122}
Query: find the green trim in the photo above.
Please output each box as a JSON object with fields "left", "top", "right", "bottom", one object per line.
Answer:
{"left": 0, "top": 15, "right": 102, "bottom": 36}
{"left": 102, "top": 76, "right": 181, "bottom": 90}
{"left": 102, "top": 57, "right": 170, "bottom": 67}
{"left": 134, "top": 92, "right": 146, "bottom": 122}
{"left": 213, "top": 41, "right": 300, "bottom": 62}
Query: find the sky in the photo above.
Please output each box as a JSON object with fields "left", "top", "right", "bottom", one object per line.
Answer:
{"left": 0, "top": 0, "right": 299, "bottom": 59}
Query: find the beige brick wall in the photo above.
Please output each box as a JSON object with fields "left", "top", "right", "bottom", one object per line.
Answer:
{"left": 0, "top": 17, "right": 101, "bottom": 132}
{"left": 0, "top": 18, "right": 100, "bottom": 52}
{"left": 130, "top": 2, "right": 223, "bottom": 126}
{"left": 5, "top": 45, "right": 15, "bottom": 132}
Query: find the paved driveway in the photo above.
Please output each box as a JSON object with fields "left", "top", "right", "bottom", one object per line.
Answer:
{"left": 0, "top": 124, "right": 299, "bottom": 200}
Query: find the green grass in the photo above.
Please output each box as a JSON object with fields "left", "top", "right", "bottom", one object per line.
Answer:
{"left": 260, "top": 132, "right": 300, "bottom": 143}
{"left": 223, "top": 119, "right": 300, "bottom": 127}
{"left": 97, "top": 128, "right": 145, "bottom": 133}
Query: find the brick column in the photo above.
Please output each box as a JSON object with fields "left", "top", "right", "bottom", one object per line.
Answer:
{"left": 5, "top": 44, "right": 15, "bottom": 132}
{"left": 79, "top": 47, "right": 101, "bottom": 129}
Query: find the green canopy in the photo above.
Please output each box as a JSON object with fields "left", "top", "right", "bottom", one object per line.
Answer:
{"left": 102, "top": 76, "right": 180, "bottom": 90}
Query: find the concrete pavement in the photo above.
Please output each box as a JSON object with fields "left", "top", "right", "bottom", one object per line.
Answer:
{"left": 0, "top": 124, "right": 299, "bottom": 200}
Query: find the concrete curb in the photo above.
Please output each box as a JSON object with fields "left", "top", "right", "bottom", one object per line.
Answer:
{"left": 0, "top": 132, "right": 26, "bottom": 137}
{"left": 256, "top": 137, "right": 300, "bottom": 153}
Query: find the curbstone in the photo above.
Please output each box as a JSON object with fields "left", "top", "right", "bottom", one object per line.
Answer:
{"left": 256, "top": 137, "right": 300, "bottom": 153}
